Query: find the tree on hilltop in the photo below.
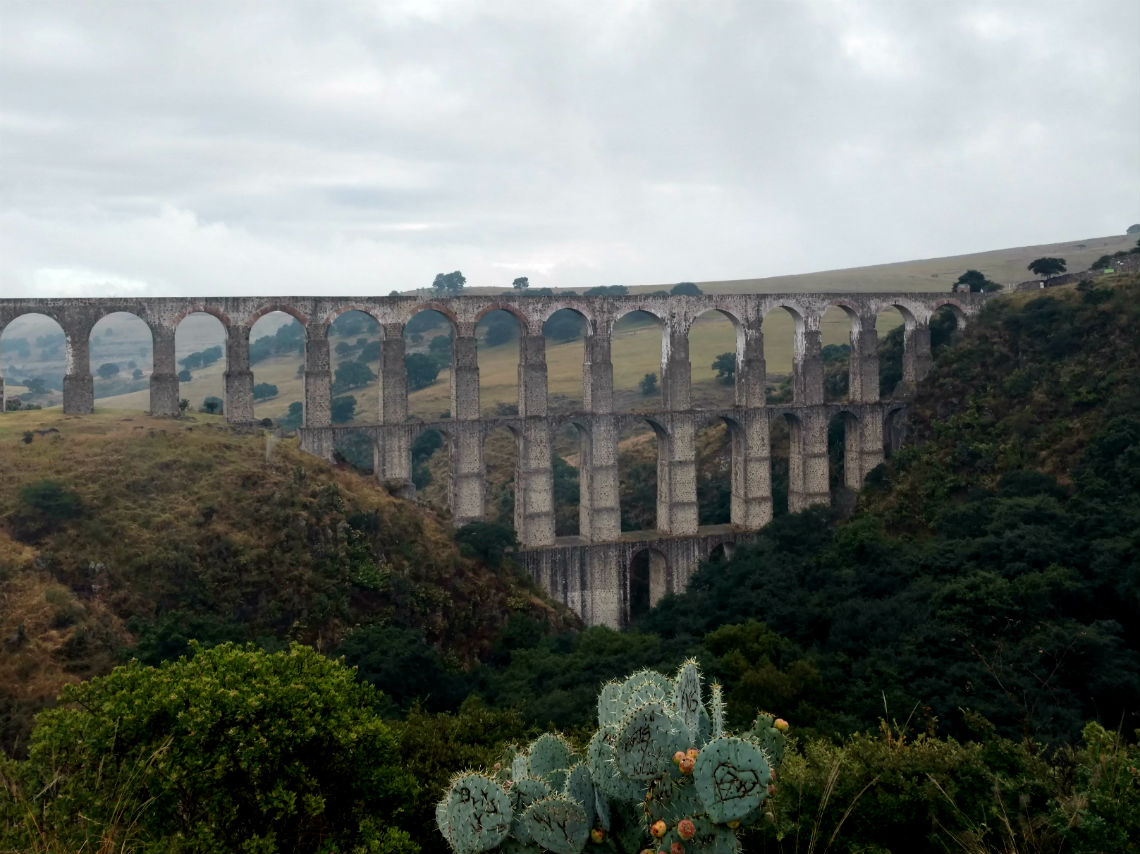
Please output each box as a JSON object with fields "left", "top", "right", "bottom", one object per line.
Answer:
{"left": 432, "top": 270, "right": 466, "bottom": 294}
{"left": 953, "top": 270, "right": 1001, "bottom": 293}
{"left": 671, "top": 281, "right": 702, "bottom": 296}
{"left": 512, "top": 276, "right": 529, "bottom": 290}
{"left": 1028, "top": 257, "right": 1066, "bottom": 278}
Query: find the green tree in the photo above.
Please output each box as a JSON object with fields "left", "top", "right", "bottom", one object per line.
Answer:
{"left": 455, "top": 520, "right": 518, "bottom": 568}
{"left": 406, "top": 353, "right": 441, "bottom": 391}
{"left": 331, "top": 395, "right": 356, "bottom": 423}
{"left": 332, "top": 360, "right": 377, "bottom": 393}
{"left": 428, "top": 334, "right": 453, "bottom": 368}
{"left": 252, "top": 382, "right": 278, "bottom": 401}
{"left": 431, "top": 270, "right": 466, "bottom": 294}
{"left": 1028, "top": 257, "right": 1066, "bottom": 278}
{"left": 96, "top": 362, "right": 119, "bottom": 380}
{"left": 178, "top": 368, "right": 192, "bottom": 382}
{"left": 512, "top": 276, "right": 529, "bottom": 289}
{"left": 1, "top": 643, "right": 418, "bottom": 854}
{"left": 278, "top": 401, "right": 303, "bottom": 431}
{"left": 640, "top": 372, "right": 659, "bottom": 395}
{"left": 21, "top": 377, "right": 47, "bottom": 395}
{"left": 953, "top": 269, "right": 1001, "bottom": 293}
{"left": 671, "top": 281, "right": 702, "bottom": 296}
{"left": 712, "top": 352, "right": 736, "bottom": 384}
{"left": 201, "top": 396, "right": 222, "bottom": 414}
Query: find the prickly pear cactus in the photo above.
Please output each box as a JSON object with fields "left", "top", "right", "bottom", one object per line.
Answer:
{"left": 751, "top": 711, "right": 788, "bottom": 765}
{"left": 442, "top": 773, "right": 512, "bottom": 854}
{"left": 436, "top": 661, "right": 790, "bottom": 854}
{"left": 522, "top": 795, "right": 589, "bottom": 854}
{"left": 692, "top": 736, "right": 771, "bottom": 824}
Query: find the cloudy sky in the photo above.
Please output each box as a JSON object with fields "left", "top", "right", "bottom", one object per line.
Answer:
{"left": 2, "top": 0, "right": 1137, "bottom": 297}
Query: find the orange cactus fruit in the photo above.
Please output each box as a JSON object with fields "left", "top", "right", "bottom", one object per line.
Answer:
{"left": 678, "top": 756, "right": 695, "bottom": 774}
{"left": 686, "top": 747, "right": 700, "bottom": 759}
{"left": 591, "top": 828, "right": 605, "bottom": 843}
{"left": 676, "top": 818, "right": 697, "bottom": 840}
{"left": 671, "top": 843, "right": 685, "bottom": 854}
{"left": 727, "top": 819, "right": 740, "bottom": 829}
{"left": 673, "top": 750, "right": 686, "bottom": 765}
{"left": 651, "top": 819, "right": 668, "bottom": 838}
{"left": 773, "top": 718, "right": 789, "bottom": 732}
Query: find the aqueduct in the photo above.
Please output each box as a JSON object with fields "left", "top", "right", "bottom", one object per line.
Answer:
{"left": 0, "top": 291, "right": 986, "bottom": 626}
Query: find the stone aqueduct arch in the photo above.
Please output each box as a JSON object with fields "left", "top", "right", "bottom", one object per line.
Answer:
{"left": 0, "top": 291, "right": 985, "bottom": 626}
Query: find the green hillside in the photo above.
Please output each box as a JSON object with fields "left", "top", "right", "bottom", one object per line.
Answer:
{"left": 0, "top": 412, "right": 574, "bottom": 752}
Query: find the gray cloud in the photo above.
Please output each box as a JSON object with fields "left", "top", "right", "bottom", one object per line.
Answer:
{"left": 1, "top": 0, "right": 1137, "bottom": 296}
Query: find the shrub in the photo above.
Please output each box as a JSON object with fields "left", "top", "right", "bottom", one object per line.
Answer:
{"left": 0, "top": 643, "right": 419, "bottom": 854}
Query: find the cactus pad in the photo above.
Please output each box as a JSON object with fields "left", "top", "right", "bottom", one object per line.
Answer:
{"left": 564, "top": 762, "right": 596, "bottom": 829}
{"left": 597, "top": 680, "right": 624, "bottom": 726}
{"left": 527, "top": 732, "right": 574, "bottom": 787}
{"left": 444, "top": 773, "right": 512, "bottom": 854}
{"left": 692, "top": 736, "right": 771, "bottom": 824}
{"left": 522, "top": 795, "right": 590, "bottom": 854}
{"left": 710, "top": 682, "right": 725, "bottom": 739}
{"left": 615, "top": 701, "right": 687, "bottom": 781}
{"left": 673, "top": 658, "right": 703, "bottom": 741}
{"left": 587, "top": 727, "right": 644, "bottom": 803}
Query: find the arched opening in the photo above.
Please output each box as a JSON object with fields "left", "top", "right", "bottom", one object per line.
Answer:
{"left": 707, "top": 542, "right": 734, "bottom": 564}
{"left": 884, "top": 406, "right": 907, "bottom": 457}
{"left": 247, "top": 312, "right": 305, "bottom": 422}
{"left": 329, "top": 310, "right": 381, "bottom": 424}
{"left": 820, "top": 305, "right": 857, "bottom": 403}
{"left": 931, "top": 304, "right": 964, "bottom": 358}
{"left": 542, "top": 309, "right": 587, "bottom": 412}
{"left": 410, "top": 427, "right": 449, "bottom": 512}
{"left": 628, "top": 547, "right": 669, "bottom": 625}
{"left": 762, "top": 306, "right": 801, "bottom": 404}
{"left": 483, "top": 426, "right": 518, "bottom": 529}
{"left": 404, "top": 309, "right": 453, "bottom": 420}
{"left": 554, "top": 423, "right": 582, "bottom": 537}
{"left": 0, "top": 314, "right": 66, "bottom": 411}
{"left": 333, "top": 429, "right": 376, "bottom": 476}
{"left": 695, "top": 421, "right": 732, "bottom": 526}
{"left": 175, "top": 313, "right": 227, "bottom": 419}
{"left": 612, "top": 310, "right": 664, "bottom": 412}
{"left": 89, "top": 312, "right": 153, "bottom": 411}
{"left": 769, "top": 413, "right": 799, "bottom": 516}
{"left": 828, "top": 411, "right": 859, "bottom": 517}
{"left": 619, "top": 421, "right": 659, "bottom": 532}
{"left": 688, "top": 309, "right": 739, "bottom": 408}
{"left": 875, "top": 306, "right": 908, "bottom": 398}
{"left": 476, "top": 309, "right": 522, "bottom": 415}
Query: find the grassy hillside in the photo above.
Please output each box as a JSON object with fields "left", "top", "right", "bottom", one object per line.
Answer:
{"left": 0, "top": 411, "right": 575, "bottom": 751}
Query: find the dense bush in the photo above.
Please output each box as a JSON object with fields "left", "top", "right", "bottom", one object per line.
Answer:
{"left": 0, "top": 644, "right": 418, "bottom": 854}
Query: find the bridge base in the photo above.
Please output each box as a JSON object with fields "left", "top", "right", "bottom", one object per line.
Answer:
{"left": 519, "top": 527, "right": 748, "bottom": 627}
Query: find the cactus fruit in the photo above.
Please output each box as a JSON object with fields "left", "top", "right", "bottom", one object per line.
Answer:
{"left": 677, "top": 818, "right": 696, "bottom": 840}
{"left": 444, "top": 773, "right": 512, "bottom": 854}
{"left": 650, "top": 819, "right": 668, "bottom": 838}
{"left": 522, "top": 796, "right": 590, "bottom": 854}
{"left": 692, "top": 737, "right": 771, "bottom": 824}
{"left": 750, "top": 711, "right": 787, "bottom": 766}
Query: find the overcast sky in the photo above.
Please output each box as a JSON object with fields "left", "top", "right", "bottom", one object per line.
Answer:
{"left": 2, "top": 0, "right": 1137, "bottom": 297}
